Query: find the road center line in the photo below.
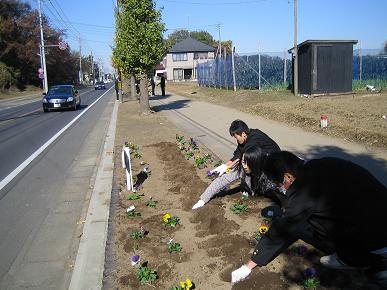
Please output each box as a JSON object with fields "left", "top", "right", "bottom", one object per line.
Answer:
{"left": 0, "top": 86, "right": 114, "bottom": 193}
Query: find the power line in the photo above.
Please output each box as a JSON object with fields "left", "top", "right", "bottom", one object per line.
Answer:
{"left": 157, "top": 0, "right": 267, "bottom": 5}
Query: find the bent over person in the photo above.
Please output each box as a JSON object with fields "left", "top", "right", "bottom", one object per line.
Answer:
{"left": 192, "top": 119, "right": 280, "bottom": 209}
{"left": 231, "top": 151, "right": 387, "bottom": 287}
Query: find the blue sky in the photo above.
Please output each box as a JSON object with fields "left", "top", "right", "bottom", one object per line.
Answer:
{"left": 26, "top": 0, "right": 387, "bottom": 72}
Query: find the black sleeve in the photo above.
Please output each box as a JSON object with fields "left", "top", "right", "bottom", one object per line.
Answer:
{"left": 231, "top": 145, "right": 242, "bottom": 161}
{"left": 251, "top": 188, "right": 314, "bottom": 266}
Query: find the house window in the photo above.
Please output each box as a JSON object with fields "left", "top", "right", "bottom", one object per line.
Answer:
{"left": 173, "top": 69, "right": 184, "bottom": 80}
{"left": 194, "top": 52, "right": 208, "bottom": 59}
{"left": 172, "top": 53, "right": 188, "bottom": 62}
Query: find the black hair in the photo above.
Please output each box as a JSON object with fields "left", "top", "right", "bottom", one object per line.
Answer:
{"left": 262, "top": 151, "right": 304, "bottom": 184}
{"left": 242, "top": 146, "right": 264, "bottom": 176}
{"left": 229, "top": 119, "right": 250, "bottom": 136}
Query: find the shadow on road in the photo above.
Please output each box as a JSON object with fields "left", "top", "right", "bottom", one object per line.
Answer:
{"left": 151, "top": 99, "right": 191, "bottom": 112}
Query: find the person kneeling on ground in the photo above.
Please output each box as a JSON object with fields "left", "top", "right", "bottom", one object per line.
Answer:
{"left": 231, "top": 151, "right": 387, "bottom": 287}
{"left": 192, "top": 119, "right": 280, "bottom": 210}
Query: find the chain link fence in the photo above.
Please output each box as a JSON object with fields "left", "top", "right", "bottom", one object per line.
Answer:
{"left": 197, "top": 49, "right": 387, "bottom": 90}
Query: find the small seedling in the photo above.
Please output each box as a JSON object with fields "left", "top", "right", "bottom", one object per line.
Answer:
{"left": 133, "top": 152, "right": 142, "bottom": 158}
{"left": 168, "top": 241, "right": 182, "bottom": 253}
{"left": 302, "top": 277, "right": 320, "bottom": 289}
{"left": 146, "top": 200, "right": 158, "bottom": 208}
{"left": 129, "top": 230, "right": 144, "bottom": 240}
{"left": 241, "top": 194, "right": 249, "bottom": 201}
{"left": 214, "top": 161, "right": 222, "bottom": 167}
{"left": 162, "top": 214, "right": 180, "bottom": 227}
{"left": 185, "top": 151, "right": 194, "bottom": 160}
{"left": 128, "top": 193, "right": 141, "bottom": 200}
{"left": 255, "top": 232, "right": 263, "bottom": 241}
{"left": 176, "top": 134, "right": 185, "bottom": 143}
{"left": 127, "top": 209, "right": 141, "bottom": 217}
{"left": 230, "top": 203, "right": 248, "bottom": 214}
{"left": 137, "top": 265, "right": 158, "bottom": 283}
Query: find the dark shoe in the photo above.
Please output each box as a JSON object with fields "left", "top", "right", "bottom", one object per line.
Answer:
{"left": 261, "top": 205, "right": 283, "bottom": 219}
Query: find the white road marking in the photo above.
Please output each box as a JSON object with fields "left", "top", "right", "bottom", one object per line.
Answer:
{"left": 0, "top": 86, "right": 114, "bottom": 192}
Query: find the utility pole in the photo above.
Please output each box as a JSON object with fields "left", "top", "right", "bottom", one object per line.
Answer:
{"left": 91, "top": 51, "right": 94, "bottom": 85}
{"left": 258, "top": 44, "right": 261, "bottom": 90}
{"left": 359, "top": 40, "right": 362, "bottom": 81}
{"left": 283, "top": 49, "right": 287, "bottom": 84}
{"left": 231, "top": 46, "right": 236, "bottom": 92}
{"left": 217, "top": 23, "right": 222, "bottom": 58}
{"left": 79, "top": 37, "right": 82, "bottom": 84}
{"left": 293, "top": 0, "right": 298, "bottom": 96}
{"left": 37, "top": 0, "right": 48, "bottom": 93}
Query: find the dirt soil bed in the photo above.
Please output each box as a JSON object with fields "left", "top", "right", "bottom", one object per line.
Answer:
{"left": 103, "top": 100, "right": 374, "bottom": 289}
{"left": 167, "top": 82, "right": 387, "bottom": 149}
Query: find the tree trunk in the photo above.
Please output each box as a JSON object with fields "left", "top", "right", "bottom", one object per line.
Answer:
{"left": 130, "top": 75, "right": 136, "bottom": 98}
{"left": 139, "top": 75, "right": 150, "bottom": 114}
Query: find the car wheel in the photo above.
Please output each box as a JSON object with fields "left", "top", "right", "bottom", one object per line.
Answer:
{"left": 43, "top": 107, "right": 48, "bottom": 112}
{"left": 78, "top": 98, "right": 81, "bottom": 109}
{"left": 72, "top": 101, "right": 77, "bottom": 111}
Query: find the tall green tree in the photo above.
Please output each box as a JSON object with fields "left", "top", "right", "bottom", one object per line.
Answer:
{"left": 112, "top": 0, "right": 166, "bottom": 113}
{"left": 0, "top": 0, "right": 81, "bottom": 91}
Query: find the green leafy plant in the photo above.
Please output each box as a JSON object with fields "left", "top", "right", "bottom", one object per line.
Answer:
{"left": 130, "top": 230, "right": 144, "bottom": 240}
{"left": 214, "top": 160, "right": 222, "bottom": 167}
{"left": 146, "top": 200, "right": 158, "bottom": 208}
{"left": 176, "top": 134, "right": 185, "bottom": 144}
{"left": 125, "top": 142, "right": 139, "bottom": 151}
{"left": 133, "top": 152, "right": 142, "bottom": 158}
{"left": 230, "top": 203, "right": 248, "bottom": 214}
{"left": 128, "top": 193, "right": 141, "bottom": 200}
{"left": 162, "top": 214, "right": 180, "bottom": 228}
{"left": 255, "top": 232, "right": 263, "bottom": 241}
{"left": 127, "top": 209, "right": 141, "bottom": 217}
{"left": 184, "top": 151, "right": 194, "bottom": 160}
{"left": 137, "top": 265, "right": 158, "bottom": 283}
{"left": 168, "top": 241, "right": 182, "bottom": 253}
{"left": 241, "top": 194, "right": 249, "bottom": 201}
{"left": 302, "top": 277, "right": 320, "bottom": 289}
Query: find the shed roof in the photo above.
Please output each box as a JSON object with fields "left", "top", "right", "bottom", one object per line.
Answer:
{"left": 168, "top": 37, "right": 216, "bottom": 53}
{"left": 288, "top": 39, "right": 358, "bottom": 53}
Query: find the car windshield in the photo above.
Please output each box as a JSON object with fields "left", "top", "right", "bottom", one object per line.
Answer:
{"left": 47, "top": 86, "right": 72, "bottom": 95}
{"left": 96, "top": 82, "right": 103, "bottom": 85}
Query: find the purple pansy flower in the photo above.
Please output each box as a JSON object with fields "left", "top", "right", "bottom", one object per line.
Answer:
{"left": 131, "top": 255, "right": 140, "bottom": 265}
{"left": 206, "top": 170, "right": 213, "bottom": 177}
{"left": 303, "top": 267, "right": 317, "bottom": 278}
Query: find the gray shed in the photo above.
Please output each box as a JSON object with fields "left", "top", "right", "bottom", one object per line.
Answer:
{"left": 289, "top": 40, "right": 358, "bottom": 95}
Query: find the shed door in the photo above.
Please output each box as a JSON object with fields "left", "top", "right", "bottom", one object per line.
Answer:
{"left": 315, "top": 45, "right": 333, "bottom": 93}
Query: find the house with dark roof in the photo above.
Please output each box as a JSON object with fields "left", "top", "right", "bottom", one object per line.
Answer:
{"left": 166, "top": 37, "right": 215, "bottom": 81}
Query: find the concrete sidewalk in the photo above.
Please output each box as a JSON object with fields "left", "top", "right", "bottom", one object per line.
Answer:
{"left": 150, "top": 92, "right": 387, "bottom": 186}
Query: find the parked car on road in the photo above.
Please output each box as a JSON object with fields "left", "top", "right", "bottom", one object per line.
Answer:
{"left": 94, "top": 81, "right": 106, "bottom": 90}
{"left": 42, "top": 85, "right": 81, "bottom": 112}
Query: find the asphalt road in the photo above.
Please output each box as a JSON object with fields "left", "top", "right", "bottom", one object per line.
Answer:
{"left": 0, "top": 85, "right": 115, "bottom": 289}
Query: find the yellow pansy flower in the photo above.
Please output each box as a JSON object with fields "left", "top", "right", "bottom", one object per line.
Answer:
{"left": 259, "top": 225, "right": 269, "bottom": 235}
{"left": 180, "top": 279, "right": 193, "bottom": 290}
{"left": 162, "top": 213, "right": 171, "bottom": 223}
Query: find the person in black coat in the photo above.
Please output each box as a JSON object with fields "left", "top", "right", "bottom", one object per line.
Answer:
{"left": 192, "top": 119, "right": 280, "bottom": 209}
{"left": 231, "top": 151, "right": 387, "bottom": 286}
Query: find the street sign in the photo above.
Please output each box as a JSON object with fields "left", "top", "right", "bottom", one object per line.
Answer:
{"left": 38, "top": 73, "right": 44, "bottom": 79}
{"left": 38, "top": 68, "right": 43, "bottom": 74}
{"left": 58, "top": 41, "right": 68, "bottom": 50}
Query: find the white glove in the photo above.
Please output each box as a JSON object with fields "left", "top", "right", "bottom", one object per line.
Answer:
{"left": 231, "top": 265, "right": 251, "bottom": 283}
{"left": 211, "top": 164, "right": 228, "bottom": 176}
{"left": 192, "top": 199, "right": 205, "bottom": 210}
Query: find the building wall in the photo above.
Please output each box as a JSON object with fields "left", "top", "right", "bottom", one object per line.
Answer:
{"left": 166, "top": 51, "right": 215, "bottom": 81}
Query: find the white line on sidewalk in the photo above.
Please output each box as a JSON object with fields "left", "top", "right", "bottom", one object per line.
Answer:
{"left": 0, "top": 86, "right": 114, "bottom": 193}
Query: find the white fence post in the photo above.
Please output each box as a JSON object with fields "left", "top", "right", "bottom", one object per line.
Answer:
{"left": 122, "top": 146, "right": 134, "bottom": 192}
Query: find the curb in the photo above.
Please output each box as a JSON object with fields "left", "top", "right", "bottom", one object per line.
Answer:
{"left": 68, "top": 99, "right": 119, "bottom": 290}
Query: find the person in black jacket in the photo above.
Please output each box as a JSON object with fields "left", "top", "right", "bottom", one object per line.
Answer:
{"left": 231, "top": 151, "right": 387, "bottom": 286}
{"left": 192, "top": 119, "right": 280, "bottom": 209}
